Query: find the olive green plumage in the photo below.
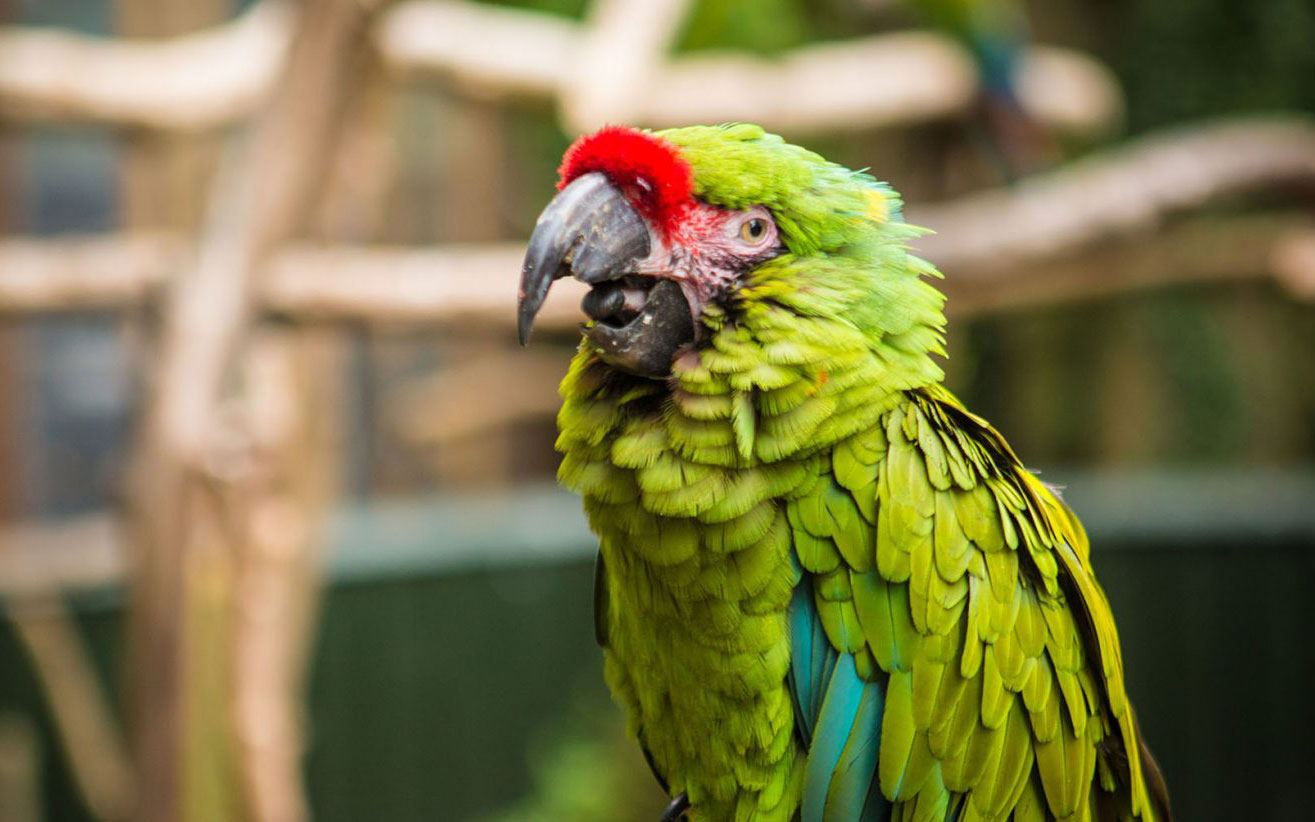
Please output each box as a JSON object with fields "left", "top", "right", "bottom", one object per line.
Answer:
{"left": 553, "top": 124, "right": 1166, "bottom": 821}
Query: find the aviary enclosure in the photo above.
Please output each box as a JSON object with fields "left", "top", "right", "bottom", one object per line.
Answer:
{"left": 0, "top": 0, "right": 1312, "bottom": 820}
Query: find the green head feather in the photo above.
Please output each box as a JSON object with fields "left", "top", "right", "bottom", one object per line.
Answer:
{"left": 655, "top": 123, "right": 948, "bottom": 396}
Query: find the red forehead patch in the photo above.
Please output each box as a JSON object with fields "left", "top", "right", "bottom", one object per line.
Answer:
{"left": 558, "top": 126, "right": 693, "bottom": 233}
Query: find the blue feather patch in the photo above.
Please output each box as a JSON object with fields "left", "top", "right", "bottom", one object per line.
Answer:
{"left": 789, "top": 576, "right": 837, "bottom": 740}
{"left": 824, "top": 677, "right": 885, "bottom": 820}
{"left": 789, "top": 573, "right": 891, "bottom": 821}
{"left": 801, "top": 654, "right": 866, "bottom": 822}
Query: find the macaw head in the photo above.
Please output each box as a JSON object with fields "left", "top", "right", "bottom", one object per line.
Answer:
{"left": 518, "top": 124, "right": 944, "bottom": 380}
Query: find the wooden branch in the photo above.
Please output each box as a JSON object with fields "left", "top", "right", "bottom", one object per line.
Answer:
{"left": 0, "top": 518, "right": 131, "bottom": 822}
{"left": 379, "top": 1, "right": 1121, "bottom": 135}
{"left": 390, "top": 348, "right": 573, "bottom": 446}
{"left": 0, "top": 516, "right": 127, "bottom": 822}
{"left": 4, "top": 595, "right": 134, "bottom": 821}
{"left": 1017, "top": 47, "right": 1124, "bottom": 138}
{"left": 222, "top": 330, "right": 340, "bottom": 822}
{"left": 0, "top": 2, "right": 291, "bottom": 131}
{"left": 908, "top": 117, "right": 1315, "bottom": 273}
{"left": 375, "top": 0, "right": 573, "bottom": 100}
{"left": 0, "top": 236, "right": 591, "bottom": 329}
{"left": 938, "top": 213, "right": 1315, "bottom": 317}
{"left": 124, "top": 0, "right": 377, "bottom": 818}
{"left": 0, "top": 233, "right": 179, "bottom": 311}
{"left": 0, "top": 515, "right": 125, "bottom": 595}
{"left": 0, "top": 715, "right": 40, "bottom": 822}
{"left": 4, "top": 470, "right": 1315, "bottom": 598}
{"left": 260, "top": 243, "right": 587, "bottom": 329}
{"left": 632, "top": 32, "right": 979, "bottom": 134}
{"left": 0, "top": 0, "right": 1120, "bottom": 136}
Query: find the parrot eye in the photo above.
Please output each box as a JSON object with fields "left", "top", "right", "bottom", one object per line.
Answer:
{"left": 723, "top": 206, "right": 776, "bottom": 258}
{"left": 739, "top": 217, "right": 768, "bottom": 243}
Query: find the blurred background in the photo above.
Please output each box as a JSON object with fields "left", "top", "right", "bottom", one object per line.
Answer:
{"left": 0, "top": 0, "right": 1313, "bottom": 820}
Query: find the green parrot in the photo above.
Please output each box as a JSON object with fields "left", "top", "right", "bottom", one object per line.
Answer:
{"left": 517, "top": 124, "right": 1170, "bottom": 821}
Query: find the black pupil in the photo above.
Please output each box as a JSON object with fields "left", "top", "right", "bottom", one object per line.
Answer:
{"left": 747, "top": 219, "right": 764, "bottom": 238}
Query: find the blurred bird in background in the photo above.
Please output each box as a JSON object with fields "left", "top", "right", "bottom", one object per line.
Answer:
{"left": 908, "top": 0, "right": 1059, "bottom": 176}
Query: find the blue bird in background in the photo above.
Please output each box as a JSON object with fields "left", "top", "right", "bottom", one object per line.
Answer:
{"left": 908, "top": 0, "right": 1058, "bottom": 177}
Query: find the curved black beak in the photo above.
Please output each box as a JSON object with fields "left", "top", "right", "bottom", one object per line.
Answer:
{"left": 518, "top": 172, "right": 650, "bottom": 345}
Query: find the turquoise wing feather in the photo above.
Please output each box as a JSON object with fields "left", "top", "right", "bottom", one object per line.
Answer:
{"left": 789, "top": 576, "right": 890, "bottom": 822}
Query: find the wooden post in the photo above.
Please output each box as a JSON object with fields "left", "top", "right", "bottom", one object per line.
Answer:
{"left": 224, "top": 51, "right": 394, "bottom": 822}
{"left": 124, "top": 0, "right": 379, "bottom": 819}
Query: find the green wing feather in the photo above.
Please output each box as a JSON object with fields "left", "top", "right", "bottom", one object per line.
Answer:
{"left": 791, "top": 384, "right": 1168, "bottom": 819}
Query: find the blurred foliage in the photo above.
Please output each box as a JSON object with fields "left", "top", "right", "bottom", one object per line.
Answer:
{"left": 483, "top": 695, "right": 664, "bottom": 822}
{"left": 676, "top": 0, "right": 813, "bottom": 53}
{"left": 481, "top": 0, "right": 590, "bottom": 18}
{"left": 953, "top": 285, "right": 1315, "bottom": 467}
{"left": 1108, "top": 0, "right": 1315, "bottom": 130}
